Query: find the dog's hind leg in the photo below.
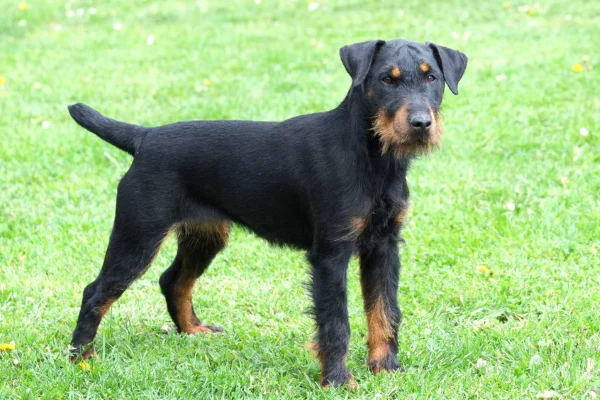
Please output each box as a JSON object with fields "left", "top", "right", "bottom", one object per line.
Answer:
{"left": 159, "top": 221, "right": 230, "bottom": 334}
{"left": 70, "top": 174, "right": 174, "bottom": 360}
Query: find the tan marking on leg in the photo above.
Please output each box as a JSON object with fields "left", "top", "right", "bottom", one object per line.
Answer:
{"left": 366, "top": 89, "right": 373, "bottom": 98}
{"left": 337, "top": 216, "right": 370, "bottom": 242}
{"left": 369, "top": 343, "right": 390, "bottom": 374}
{"left": 80, "top": 346, "right": 99, "bottom": 360}
{"left": 317, "top": 347, "right": 326, "bottom": 386}
{"left": 214, "top": 221, "right": 230, "bottom": 246}
{"left": 394, "top": 209, "right": 407, "bottom": 227}
{"left": 308, "top": 342, "right": 328, "bottom": 387}
{"left": 391, "top": 66, "right": 401, "bottom": 78}
{"left": 393, "top": 202, "right": 412, "bottom": 227}
{"left": 171, "top": 274, "right": 197, "bottom": 334}
{"left": 366, "top": 297, "right": 393, "bottom": 373}
{"left": 349, "top": 216, "right": 368, "bottom": 239}
{"left": 420, "top": 62, "right": 431, "bottom": 73}
{"left": 173, "top": 221, "right": 230, "bottom": 334}
{"left": 178, "top": 221, "right": 230, "bottom": 248}
{"left": 98, "top": 297, "right": 116, "bottom": 318}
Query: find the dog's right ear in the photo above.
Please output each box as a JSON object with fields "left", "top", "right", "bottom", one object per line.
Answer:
{"left": 340, "top": 40, "right": 386, "bottom": 88}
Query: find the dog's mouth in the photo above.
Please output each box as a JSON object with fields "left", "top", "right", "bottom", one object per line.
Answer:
{"left": 372, "top": 107, "right": 442, "bottom": 157}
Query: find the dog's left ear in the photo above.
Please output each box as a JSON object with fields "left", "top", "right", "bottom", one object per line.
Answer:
{"left": 340, "top": 40, "right": 386, "bottom": 88}
{"left": 427, "top": 42, "right": 468, "bottom": 95}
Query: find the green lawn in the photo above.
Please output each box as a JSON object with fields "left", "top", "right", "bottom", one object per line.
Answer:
{"left": 1, "top": 0, "right": 599, "bottom": 398}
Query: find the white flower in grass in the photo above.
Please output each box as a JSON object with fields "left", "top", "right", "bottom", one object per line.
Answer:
{"left": 308, "top": 2, "right": 319, "bottom": 11}
{"left": 475, "top": 358, "right": 488, "bottom": 370}
{"left": 76, "top": 8, "right": 84, "bottom": 15}
{"left": 66, "top": 9, "right": 74, "bottom": 18}
{"left": 18, "top": 19, "right": 27, "bottom": 27}
{"left": 41, "top": 121, "right": 51, "bottom": 129}
{"left": 88, "top": 7, "right": 97, "bottom": 15}
{"left": 529, "top": 353, "right": 543, "bottom": 367}
{"left": 146, "top": 35, "right": 155, "bottom": 45}
{"left": 580, "top": 127, "right": 589, "bottom": 137}
{"left": 506, "top": 202, "right": 515, "bottom": 211}
{"left": 496, "top": 74, "right": 507, "bottom": 82}
{"left": 113, "top": 22, "right": 122, "bottom": 31}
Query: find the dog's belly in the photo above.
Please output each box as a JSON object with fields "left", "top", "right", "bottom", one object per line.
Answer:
{"left": 237, "top": 209, "right": 314, "bottom": 250}
{"left": 220, "top": 198, "right": 314, "bottom": 250}
{"left": 185, "top": 176, "right": 314, "bottom": 250}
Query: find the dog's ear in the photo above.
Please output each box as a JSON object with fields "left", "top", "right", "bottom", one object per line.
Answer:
{"left": 340, "top": 40, "right": 386, "bottom": 88}
{"left": 427, "top": 42, "right": 468, "bottom": 95}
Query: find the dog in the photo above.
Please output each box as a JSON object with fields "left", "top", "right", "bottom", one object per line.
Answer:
{"left": 67, "top": 38, "right": 467, "bottom": 387}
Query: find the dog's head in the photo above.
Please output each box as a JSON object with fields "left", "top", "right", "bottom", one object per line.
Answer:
{"left": 340, "top": 39, "right": 467, "bottom": 157}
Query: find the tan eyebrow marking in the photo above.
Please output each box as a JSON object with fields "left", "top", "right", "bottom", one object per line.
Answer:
{"left": 420, "top": 62, "right": 431, "bottom": 73}
{"left": 390, "top": 66, "right": 401, "bottom": 78}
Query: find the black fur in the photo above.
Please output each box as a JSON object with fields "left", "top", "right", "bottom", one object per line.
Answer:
{"left": 67, "top": 38, "right": 467, "bottom": 387}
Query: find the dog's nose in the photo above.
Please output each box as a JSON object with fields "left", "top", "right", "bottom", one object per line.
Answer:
{"left": 409, "top": 113, "right": 432, "bottom": 134}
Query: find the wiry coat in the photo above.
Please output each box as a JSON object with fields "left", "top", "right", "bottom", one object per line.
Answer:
{"left": 67, "top": 38, "right": 467, "bottom": 387}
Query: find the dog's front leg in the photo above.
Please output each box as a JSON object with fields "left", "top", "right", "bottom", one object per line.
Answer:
{"left": 359, "top": 237, "right": 404, "bottom": 374}
{"left": 308, "top": 242, "right": 355, "bottom": 388}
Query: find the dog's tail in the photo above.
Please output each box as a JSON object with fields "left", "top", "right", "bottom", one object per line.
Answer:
{"left": 68, "top": 103, "right": 149, "bottom": 156}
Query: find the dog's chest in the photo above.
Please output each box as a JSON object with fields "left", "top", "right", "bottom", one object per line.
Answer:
{"left": 358, "top": 179, "right": 409, "bottom": 245}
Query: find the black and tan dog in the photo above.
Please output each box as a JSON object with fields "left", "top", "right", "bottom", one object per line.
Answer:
{"left": 67, "top": 38, "right": 467, "bottom": 387}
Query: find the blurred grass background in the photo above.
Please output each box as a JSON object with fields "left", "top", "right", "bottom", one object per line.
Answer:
{"left": 1, "top": 0, "right": 599, "bottom": 398}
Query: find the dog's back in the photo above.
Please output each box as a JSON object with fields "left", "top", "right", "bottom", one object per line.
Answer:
{"left": 68, "top": 104, "right": 355, "bottom": 249}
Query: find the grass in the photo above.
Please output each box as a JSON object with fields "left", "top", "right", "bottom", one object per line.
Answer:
{"left": 1, "top": 0, "right": 599, "bottom": 398}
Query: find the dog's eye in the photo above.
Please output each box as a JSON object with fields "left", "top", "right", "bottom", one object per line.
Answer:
{"left": 426, "top": 74, "right": 436, "bottom": 83}
{"left": 382, "top": 76, "right": 393, "bottom": 84}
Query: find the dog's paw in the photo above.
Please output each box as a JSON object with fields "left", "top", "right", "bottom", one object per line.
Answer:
{"left": 368, "top": 352, "right": 404, "bottom": 375}
{"left": 182, "top": 323, "right": 224, "bottom": 335}
{"left": 321, "top": 368, "right": 358, "bottom": 389}
{"left": 70, "top": 346, "right": 98, "bottom": 362}
{"left": 204, "top": 324, "right": 224, "bottom": 333}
